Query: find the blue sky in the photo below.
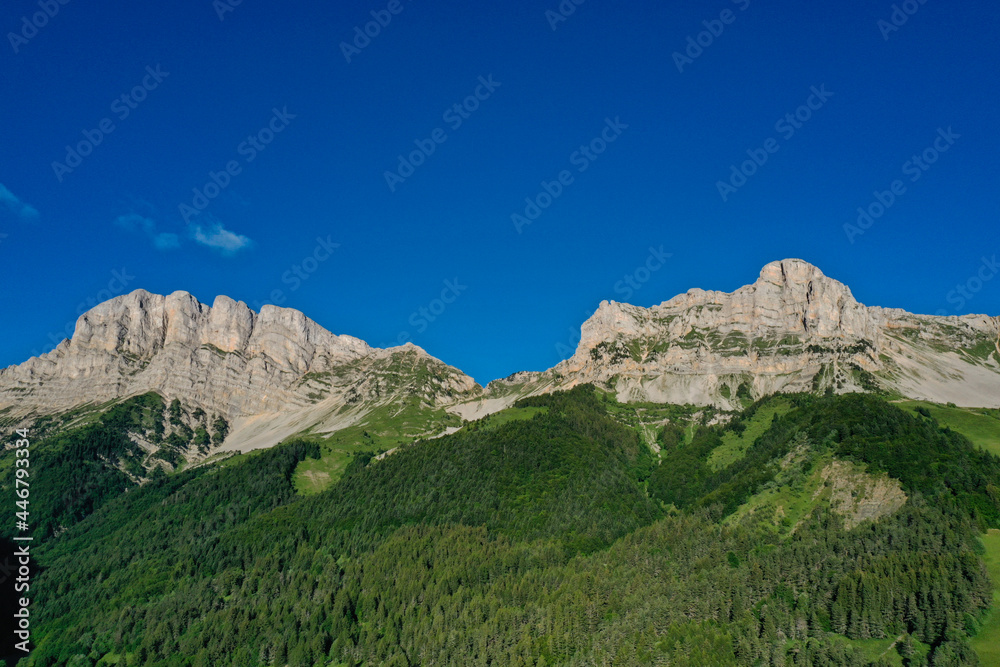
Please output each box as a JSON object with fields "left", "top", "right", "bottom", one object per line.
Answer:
{"left": 1, "top": 0, "right": 998, "bottom": 384}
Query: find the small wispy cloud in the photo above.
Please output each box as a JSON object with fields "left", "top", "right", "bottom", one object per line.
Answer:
{"left": 113, "top": 205, "right": 252, "bottom": 256}
{"left": 189, "top": 219, "right": 254, "bottom": 255}
{"left": 114, "top": 213, "right": 181, "bottom": 250}
{"left": 0, "top": 183, "right": 39, "bottom": 221}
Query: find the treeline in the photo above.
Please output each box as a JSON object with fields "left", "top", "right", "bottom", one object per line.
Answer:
{"left": 25, "top": 386, "right": 661, "bottom": 665}
{"left": 17, "top": 388, "right": 1000, "bottom": 665}
{"left": 650, "top": 392, "right": 1000, "bottom": 529}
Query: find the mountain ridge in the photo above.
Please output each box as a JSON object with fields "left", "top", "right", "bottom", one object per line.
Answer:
{"left": 0, "top": 288, "right": 481, "bottom": 453}
{"left": 478, "top": 259, "right": 1000, "bottom": 411}
{"left": 3, "top": 259, "right": 998, "bottom": 456}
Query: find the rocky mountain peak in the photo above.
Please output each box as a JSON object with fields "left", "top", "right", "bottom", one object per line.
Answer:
{"left": 0, "top": 290, "right": 481, "bottom": 453}
{"left": 534, "top": 260, "right": 1000, "bottom": 409}
{"left": 2, "top": 262, "right": 998, "bottom": 460}
{"left": 757, "top": 258, "right": 832, "bottom": 287}
{"left": 67, "top": 289, "right": 373, "bottom": 369}
{"left": 576, "top": 259, "right": 867, "bottom": 351}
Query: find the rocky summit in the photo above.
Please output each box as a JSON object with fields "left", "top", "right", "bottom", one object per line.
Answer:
{"left": 2, "top": 260, "right": 999, "bottom": 455}
{"left": 484, "top": 259, "right": 1000, "bottom": 411}
{"left": 0, "top": 289, "right": 481, "bottom": 452}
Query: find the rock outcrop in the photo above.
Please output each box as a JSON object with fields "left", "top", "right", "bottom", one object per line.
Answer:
{"left": 488, "top": 259, "right": 1000, "bottom": 409}
{"left": 818, "top": 460, "right": 907, "bottom": 530}
{"left": 0, "top": 290, "right": 481, "bottom": 450}
{"left": 2, "top": 259, "right": 998, "bottom": 455}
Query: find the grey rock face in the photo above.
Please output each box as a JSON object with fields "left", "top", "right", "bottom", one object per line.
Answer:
{"left": 3, "top": 259, "right": 998, "bottom": 456}
{"left": 0, "top": 291, "right": 480, "bottom": 448}
{"left": 490, "top": 259, "right": 1000, "bottom": 409}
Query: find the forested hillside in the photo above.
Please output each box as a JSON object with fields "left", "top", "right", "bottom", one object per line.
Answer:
{"left": 0, "top": 393, "right": 232, "bottom": 547}
{"left": 10, "top": 387, "right": 1000, "bottom": 666}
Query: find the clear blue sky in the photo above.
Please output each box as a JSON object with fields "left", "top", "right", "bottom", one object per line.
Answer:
{"left": 1, "top": 0, "right": 998, "bottom": 384}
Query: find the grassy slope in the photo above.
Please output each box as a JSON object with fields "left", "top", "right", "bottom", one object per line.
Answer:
{"left": 293, "top": 390, "right": 700, "bottom": 496}
{"left": 972, "top": 528, "right": 1000, "bottom": 664}
{"left": 293, "top": 399, "right": 464, "bottom": 495}
{"left": 897, "top": 390, "right": 1000, "bottom": 646}
{"left": 825, "top": 637, "right": 903, "bottom": 666}
{"left": 725, "top": 448, "right": 904, "bottom": 540}
{"left": 898, "top": 400, "right": 1000, "bottom": 457}
{"left": 595, "top": 391, "right": 702, "bottom": 454}
{"left": 471, "top": 406, "right": 548, "bottom": 431}
{"left": 290, "top": 347, "right": 482, "bottom": 494}
{"left": 725, "top": 452, "right": 833, "bottom": 535}
{"left": 708, "top": 398, "right": 793, "bottom": 470}
{"left": 811, "top": 634, "right": 931, "bottom": 666}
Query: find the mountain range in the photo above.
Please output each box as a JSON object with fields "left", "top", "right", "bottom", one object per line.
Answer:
{"left": 2, "top": 258, "right": 998, "bottom": 458}
{"left": 6, "top": 259, "right": 1000, "bottom": 666}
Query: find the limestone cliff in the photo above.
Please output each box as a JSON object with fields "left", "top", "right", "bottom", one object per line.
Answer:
{"left": 3, "top": 260, "right": 998, "bottom": 455}
{"left": 0, "top": 290, "right": 481, "bottom": 450}
{"left": 486, "top": 259, "right": 1000, "bottom": 409}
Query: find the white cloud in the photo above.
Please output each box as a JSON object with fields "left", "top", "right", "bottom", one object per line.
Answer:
{"left": 113, "top": 210, "right": 251, "bottom": 255}
{"left": 0, "top": 183, "right": 39, "bottom": 221}
{"left": 114, "top": 213, "right": 180, "bottom": 251}
{"left": 189, "top": 220, "right": 253, "bottom": 255}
